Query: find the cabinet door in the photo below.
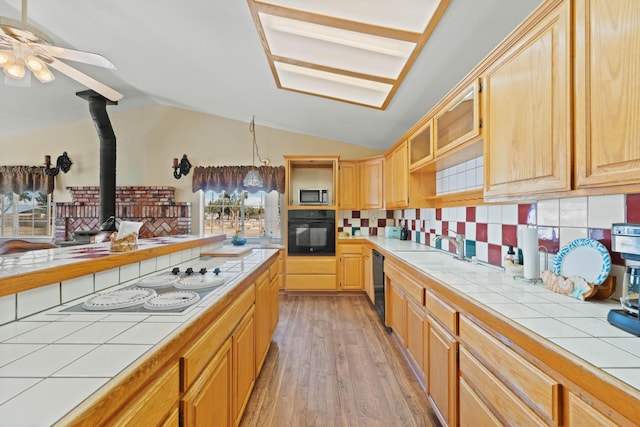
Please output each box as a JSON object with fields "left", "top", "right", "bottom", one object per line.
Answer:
{"left": 269, "top": 274, "right": 279, "bottom": 337}
{"left": 483, "top": 1, "right": 571, "bottom": 200}
{"left": 338, "top": 161, "right": 359, "bottom": 210}
{"left": 181, "top": 340, "right": 233, "bottom": 427}
{"left": 363, "top": 251, "right": 373, "bottom": 303}
{"left": 360, "top": 157, "right": 384, "bottom": 209}
{"left": 255, "top": 273, "right": 270, "bottom": 374}
{"left": 234, "top": 310, "right": 256, "bottom": 425}
{"left": 340, "top": 253, "right": 363, "bottom": 290}
{"left": 409, "top": 119, "right": 434, "bottom": 171}
{"left": 428, "top": 317, "right": 458, "bottom": 427}
{"left": 392, "top": 142, "right": 409, "bottom": 207}
{"left": 434, "top": 80, "right": 481, "bottom": 157}
{"left": 406, "top": 298, "right": 425, "bottom": 377}
{"left": 387, "top": 281, "right": 406, "bottom": 343}
{"left": 575, "top": 0, "right": 640, "bottom": 188}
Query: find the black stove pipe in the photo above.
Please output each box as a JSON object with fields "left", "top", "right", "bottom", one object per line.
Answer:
{"left": 76, "top": 90, "right": 119, "bottom": 231}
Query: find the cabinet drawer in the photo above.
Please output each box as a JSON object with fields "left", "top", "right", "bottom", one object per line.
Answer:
{"left": 460, "top": 348, "right": 546, "bottom": 426}
{"left": 287, "top": 275, "right": 337, "bottom": 290}
{"left": 425, "top": 290, "right": 457, "bottom": 334}
{"left": 113, "top": 363, "right": 179, "bottom": 426}
{"left": 287, "top": 257, "right": 336, "bottom": 274}
{"left": 385, "top": 261, "right": 425, "bottom": 306}
{"left": 181, "top": 285, "right": 255, "bottom": 391}
{"left": 459, "top": 316, "right": 558, "bottom": 423}
{"left": 459, "top": 377, "right": 501, "bottom": 427}
{"left": 566, "top": 391, "right": 618, "bottom": 427}
{"left": 339, "top": 244, "right": 363, "bottom": 254}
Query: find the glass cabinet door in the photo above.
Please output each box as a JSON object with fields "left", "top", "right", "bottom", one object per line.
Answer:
{"left": 434, "top": 79, "right": 481, "bottom": 156}
{"left": 408, "top": 118, "right": 434, "bottom": 171}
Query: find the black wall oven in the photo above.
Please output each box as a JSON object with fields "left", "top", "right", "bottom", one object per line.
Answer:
{"left": 287, "top": 209, "right": 335, "bottom": 256}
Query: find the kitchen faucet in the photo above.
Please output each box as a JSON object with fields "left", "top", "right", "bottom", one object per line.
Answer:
{"left": 434, "top": 230, "right": 466, "bottom": 260}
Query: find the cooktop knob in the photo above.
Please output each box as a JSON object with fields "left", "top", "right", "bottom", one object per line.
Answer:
{"left": 171, "top": 267, "right": 180, "bottom": 275}
{"left": 213, "top": 267, "right": 221, "bottom": 276}
{"left": 185, "top": 267, "right": 194, "bottom": 275}
{"left": 199, "top": 268, "right": 208, "bottom": 275}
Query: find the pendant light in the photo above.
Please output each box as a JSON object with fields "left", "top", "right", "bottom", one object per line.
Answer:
{"left": 243, "top": 116, "right": 264, "bottom": 188}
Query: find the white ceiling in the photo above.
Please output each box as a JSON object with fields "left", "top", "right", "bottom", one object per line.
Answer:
{"left": 0, "top": 0, "right": 543, "bottom": 150}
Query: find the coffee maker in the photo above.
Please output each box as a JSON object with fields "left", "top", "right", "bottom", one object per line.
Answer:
{"left": 608, "top": 223, "right": 640, "bottom": 336}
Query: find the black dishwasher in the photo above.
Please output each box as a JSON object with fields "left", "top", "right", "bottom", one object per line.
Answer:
{"left": 372, "top": 249, "right": 386, "bottom": 325}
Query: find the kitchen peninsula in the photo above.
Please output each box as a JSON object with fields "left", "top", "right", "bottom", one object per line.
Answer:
{"left": 0, "top": 235, "right": 280, "bottom": 426}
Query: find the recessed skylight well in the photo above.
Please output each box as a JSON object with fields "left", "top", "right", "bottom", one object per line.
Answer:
{"left": 248, "top": 0, "right": 450, "bottom": 109}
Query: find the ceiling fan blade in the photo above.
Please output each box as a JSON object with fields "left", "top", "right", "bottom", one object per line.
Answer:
{"left": 35, "top": 43, "right": 116, "bottom": 69}
{"left": 47, "top": 58, "right": 123, "bottom": 101}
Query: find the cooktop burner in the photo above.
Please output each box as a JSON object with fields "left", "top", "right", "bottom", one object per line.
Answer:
{"left": 60, "top": 257, "right": 242, "bottom": 314}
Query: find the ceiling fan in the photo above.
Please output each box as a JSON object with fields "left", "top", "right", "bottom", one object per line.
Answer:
{"left": 0, "top": 0, "right": 122, "bottom": 101}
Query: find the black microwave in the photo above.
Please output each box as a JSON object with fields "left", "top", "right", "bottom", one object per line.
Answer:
{"left": 299, "top": 189, "right": 328, "bottom": 205}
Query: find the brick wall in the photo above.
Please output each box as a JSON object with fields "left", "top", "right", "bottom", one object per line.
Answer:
{"left": 55, "top": 186, "right": 191, "bottom": 241}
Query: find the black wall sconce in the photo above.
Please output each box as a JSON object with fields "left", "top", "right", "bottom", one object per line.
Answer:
{"left": 173, "top": 154, "right": 192, "bottom": 179}
{"left": 44, "top": 152, "right": 73, "bottom": 177}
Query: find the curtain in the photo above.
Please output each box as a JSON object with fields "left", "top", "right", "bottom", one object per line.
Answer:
{"left": 192, "top": 165, "right": 285, "bottom": 194}
{"left": 0, "top": 166, "right": 54, "bottom": 195}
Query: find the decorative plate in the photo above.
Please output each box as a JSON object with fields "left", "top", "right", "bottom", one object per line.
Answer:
{"left": 553, "top": 238, "right": 611, "bottom": 285}
{"left": 175, "top": 274, "right": 225, "bottom": 290}
{"left": 143, "top": 291, "right": 200, "bottom": 311}
{"left": 136, "top": 275, "right": 180, "bottom": 289}
{"left": 82, "top": 287, "right": 156, "bottom": 311}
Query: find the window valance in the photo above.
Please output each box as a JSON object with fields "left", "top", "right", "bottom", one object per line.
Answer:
{"left": 0, "top": 166, "right": 54, "bottom": 195}
{"left": 192, "top": 165, "right": 285, "bottom": 194}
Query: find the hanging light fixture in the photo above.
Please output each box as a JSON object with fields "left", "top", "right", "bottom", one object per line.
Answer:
{"left": 243, "top": 116, "right": 264, "bottom": 188}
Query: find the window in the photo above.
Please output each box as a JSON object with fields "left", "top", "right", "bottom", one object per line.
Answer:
{"left": 203, "top": 190, "right": 281, "bottom": 241}
{"left": 0, "top": 191, "right": 52, "bottom": 237}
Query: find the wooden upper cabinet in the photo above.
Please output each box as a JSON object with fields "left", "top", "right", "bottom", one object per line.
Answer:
{"left": 574, "top": 0, "right": 640, "bottom": 189}
{"left": 409, "top": 119, "right": 434, "bottom": 171}
{"left": 360, "top": 156, "right": 384, "bottom": 210}
{"left": 434, "top": 79, "right": 481, "bottom": 157}
{"left": 338, "top": 161, "right": 359, "bottom": 210}
{"left": 385, "top": 141, "right": 409, "bottom": 209}
{"left": 483, "top": 0, "right": 571, "bottom": 200}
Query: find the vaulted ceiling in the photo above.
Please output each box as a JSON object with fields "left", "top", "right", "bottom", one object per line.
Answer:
{"left": 0, "top": 0, "right": 543, "bottom": 150}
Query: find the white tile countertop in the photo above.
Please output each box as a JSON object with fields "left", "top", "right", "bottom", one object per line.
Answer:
{"left": 358, "top": 236, "right": 640, "bottom": 393}
{"left": 0, "top": 247, "right": 278, "bottom": 427}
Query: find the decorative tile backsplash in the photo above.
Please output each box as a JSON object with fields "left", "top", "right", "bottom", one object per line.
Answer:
{"left": 340, "top": 192, "right": 639, "bottom": 291}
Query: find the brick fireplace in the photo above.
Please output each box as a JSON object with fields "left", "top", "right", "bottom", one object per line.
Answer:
{"left": 55, "top": 186, "right": 191, "bottom": 241}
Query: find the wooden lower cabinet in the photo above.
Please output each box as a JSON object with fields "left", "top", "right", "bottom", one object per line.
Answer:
{"left": 255, "top": 270, "right": 271, "bottom": 373}
{"left": 269, "top": 272, "right": 279, "bottom": 337}
{"left": 427, "top": 317, "right": 458, "bottom": 427}
{"left": 286, "top": 256, "right": 337, "bottom": 290}
{"left": 363, "top": 248, "right": 373, "bottom": 303}
{"left": 406, "top": 298, "right": 425, "bottom": 378}
{"left": 181, "top": 339, "right": 233, "bottom": 427}
{"left": 233, "top": 309, "right": 256, "bottom": 426}
{"left": 387, "top": 280, "right": 405, "bottom": 342}
{"left": 338, "top": 244, "right": 364, "bottom": 290}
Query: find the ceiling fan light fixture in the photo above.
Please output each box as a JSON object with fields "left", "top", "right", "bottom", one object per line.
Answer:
{"left": 33, "top": 66, "right": 54, "bottom": 83}
{"left": 25, "top": 55, "right": 44, "bottom": 72}
{"left": 0, "top": 50, "right": 15, "bottom": 67}
{"left": 4, "top": 62, "right": 25, "bottom": 79}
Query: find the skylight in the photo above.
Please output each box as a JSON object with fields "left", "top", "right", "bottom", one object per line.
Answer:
{"left": 247, "top": 0, "right": 450, "bottom": 109}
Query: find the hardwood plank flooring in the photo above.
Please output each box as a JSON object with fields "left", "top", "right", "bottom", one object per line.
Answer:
{"left": 241, "top": 294, "right": 440, "bottom": 427}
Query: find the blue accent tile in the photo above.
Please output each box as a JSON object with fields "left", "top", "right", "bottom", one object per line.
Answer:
{"left": 465, "top": 240, "right": 476, "bottom": 258}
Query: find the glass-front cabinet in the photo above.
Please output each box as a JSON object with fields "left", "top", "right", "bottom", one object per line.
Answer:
{"left": 408, "top": 118, "right": 434, "bottom": 172}
{"left": 434, "top": 79, "right": 481, "bottom": 157}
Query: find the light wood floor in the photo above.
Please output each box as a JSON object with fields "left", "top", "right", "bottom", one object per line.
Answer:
{"left": 240, "top": 294, "right": 440, "bottom": 427}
